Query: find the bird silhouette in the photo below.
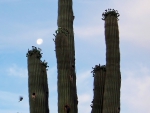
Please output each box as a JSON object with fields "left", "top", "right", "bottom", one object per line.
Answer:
{"left": 19, "top": 96, "right": 23, "bottom": 102}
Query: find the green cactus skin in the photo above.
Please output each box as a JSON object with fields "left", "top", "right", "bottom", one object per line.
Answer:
{"left": 91, "top": 65, "right": 106, "bottom": 113}
{"left": 27, "top": 47, "right": 49, "bottom": 113}
{"left": 55, "top": 0, "right": 78, "bottom": 113}
{"left": 102, "top": 9, "right": 121, "bottom": 113}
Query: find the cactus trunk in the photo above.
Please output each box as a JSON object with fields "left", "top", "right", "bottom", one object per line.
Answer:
{"left": 27, "top": 47, "right": 49, "bottom": 113}
{"left": 102, "top": 10, "right": 121, "bottom": 113}
{"left": 91, "top": 65, "right": 106, "bottom": 113}
{"left": 54, "top": 0, "right": 78, "bottom": 113}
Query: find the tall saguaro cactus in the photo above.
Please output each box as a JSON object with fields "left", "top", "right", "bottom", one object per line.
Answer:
{"left": 54, "top": 0, "right": 78, "bottom": 113}
{"left": 27, "top": 46, "right": 49, "bottom": 113}
{"left": 102, "top": 9, "right": 121, "bottom": 113}
{"left": 91, "top": 64, "right": 106, "bottom": 113}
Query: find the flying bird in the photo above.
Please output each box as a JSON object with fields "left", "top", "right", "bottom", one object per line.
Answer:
{"left": 18, "top": 96, "right": 23, "bottom": 102}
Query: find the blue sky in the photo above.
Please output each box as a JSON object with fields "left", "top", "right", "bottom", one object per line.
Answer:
{"left": 0, "top": 0, "right": 150, "bottom": 113}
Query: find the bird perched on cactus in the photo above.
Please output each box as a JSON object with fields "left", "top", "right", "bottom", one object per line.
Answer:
{"left": 18, "top": 96, "right": 23, "bottom": 102}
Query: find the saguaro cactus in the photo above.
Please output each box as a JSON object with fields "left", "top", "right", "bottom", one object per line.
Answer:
{"left": 54, "top": 0, "right": 78, "bottom": 113}
{"left": 102, "top": 9, "right": 121, "bottom": 113}
{"left": 91, "top": 64, "right": 106, "bottom": 113}
{"left": 27, "top": 46, "right": 49, "bottom": 113}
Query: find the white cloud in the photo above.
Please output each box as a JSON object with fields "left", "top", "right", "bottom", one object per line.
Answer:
{"left": 75, "top": 0, "right": 100, "bottom": 4}
{"left": 47, "top": 66, "right": 57, "bottom": 93}
{"left": 47, "top": 66, "right": 57, "bottom": 77}
{"left": 7, "top": 64, "right": 27, "bottom": 78}
{"left": 78, "top": 93, "right": 92, "bottom": 113}
{"left": 74, "top": 25, "right": 103, "bottom": 39}
{"left": 0, "top": 90, "right": 29, "bottom": 113}
{"left": 76, "top": 70, "right": 93, "bottom": 113}
{"left": 0, "top": 22, "right": 55, "bottom": 50}
{"left": 0, "top": 0, "right": 20, "bottom": 3}
{"left": 77, "top": 70, "right": 92, "bottom": 87}
{"left": 78, "top": 93, "right": 91, "bottom": 104}
{"left": 113, "top": 0, "right": 150, "bottom": 18}
{"left": 73, "top": 0, "right": 150, "bottom": 50}
{"left": 121, "top": 65, "right": 150, "bottom": 113}
{"left": 112, "top": 0, "right": 150, "bottom": 49}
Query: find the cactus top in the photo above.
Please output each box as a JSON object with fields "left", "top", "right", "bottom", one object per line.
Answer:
{"left": 102, "top": 9, "right": 120, "bottom": 20}
{"left": 26, "top": 46, "right": 49, "bottom": 69}
{"left": 91, "top": 64, "right": 106, "bottom": 75}
{"left": 26, "top": 46, "right": 42, "bottom": 58}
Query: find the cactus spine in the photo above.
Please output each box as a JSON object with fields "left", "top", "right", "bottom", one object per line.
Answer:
{"left": 54, "top": 0, "right": 78, "bottom": 113}
{"left": 91, "top": 65, "right": 106, "bottom": 113}
{"left": 102, "top": 9, "right": 121, "bottom": 113}
{"left": 27, "top": 47, "right": 49, "bottom": 113}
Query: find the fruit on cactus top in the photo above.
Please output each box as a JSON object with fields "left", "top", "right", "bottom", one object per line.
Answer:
{"left": 102, "top": 8, "right": 120, "bottom": 20}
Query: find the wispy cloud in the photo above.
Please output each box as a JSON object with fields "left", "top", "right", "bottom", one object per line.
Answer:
{"left": 0, "top": 21, "right": 55, "bottom": 50}
{"left": 78, "top": 93, "right": 92, "bottom": 113}
{"left": 78, "top": 93, "right": 91, "bottom": 104}
{"left": 121, "top": 65, "right": 150, "bottom": 113}
{"left": 47, "top": 65, "right": 57, "bottom": 77}
{"left": 112, "top": 0, "right": 150, "bottom": 49}
{"left": 74, "top": 25, "right": 103, "bottom": 39}
{"left": 0, "top": 90, "right": 29, "bottom": 113}
{"left": 7, "top": 64, "right": 27, "bottom": 78}
{"left": 76, "top": 70, "right": 93, "bottom": 112}
{"left": 0, "top": 0, "right": 20, "bottom": 3}
{"left": 73, "top": 0, "right": 150, "bottom": 50}
{"left": 77, "top": 70, "right": 91, "bottom": 85}
{"left": 47, "top": 66, "right": 57, "bottom": 93}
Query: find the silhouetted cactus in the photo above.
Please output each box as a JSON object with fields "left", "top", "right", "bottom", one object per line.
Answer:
{"left": 102, "top": 9, "right": 121, "bottom": 113}
{"left": 102, "top": 9, "right": 120, "bottom": 20}
{"left": 27, "top": 47, "right": 49, "bottom": 113}
{"left": 91, "top": 64, "right": 106, "bottom": 113}
{"left": 54, "top": 0, "right": 78, "bottom": 113}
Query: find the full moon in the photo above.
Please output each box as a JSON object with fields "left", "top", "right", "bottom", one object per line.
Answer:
{"left": 37, "top": 39, "right": 43, "bottom": 45}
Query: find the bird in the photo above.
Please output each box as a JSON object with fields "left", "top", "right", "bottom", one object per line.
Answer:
{"left": 18, "top": 96, "right": 23, "bottom": 102}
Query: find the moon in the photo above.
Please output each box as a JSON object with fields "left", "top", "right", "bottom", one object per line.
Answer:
{"left": 37, "top": 39, "right": 43, "bottom": 45}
